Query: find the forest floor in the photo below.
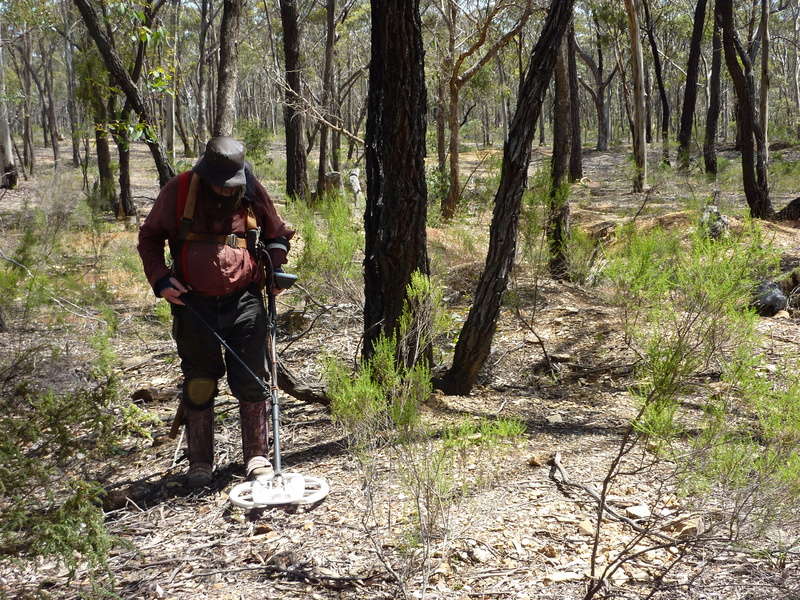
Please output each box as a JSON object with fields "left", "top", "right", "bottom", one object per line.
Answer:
{"left": 2, "top": 139, "right": 800, "bottom": 600}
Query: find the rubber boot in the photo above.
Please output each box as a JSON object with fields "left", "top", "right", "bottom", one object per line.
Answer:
{"left": 184, "top": 405, "right": 214, "bottom": 488}
{"left": 239, "top": 400, "right": 272, "bottom": 479}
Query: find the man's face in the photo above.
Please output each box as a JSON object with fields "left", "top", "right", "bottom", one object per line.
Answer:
{"left": 210, "top": 184, "right": 240, "bottom": 197}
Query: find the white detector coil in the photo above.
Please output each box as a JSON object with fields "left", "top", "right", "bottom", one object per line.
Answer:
{"left": 229, "top": 472, "right": 330, "bottom": 508}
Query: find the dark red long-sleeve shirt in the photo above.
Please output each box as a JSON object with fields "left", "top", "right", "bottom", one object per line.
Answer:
{"left": 138, "top": 172, "right": 294, "bottom": 297}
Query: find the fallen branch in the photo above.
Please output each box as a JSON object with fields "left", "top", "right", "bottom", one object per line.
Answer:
{"left": 277, "top": 362, "right": 331, "bottom": 406}
{"left": 181, "top": 564, "right": 380, "bottom": 587}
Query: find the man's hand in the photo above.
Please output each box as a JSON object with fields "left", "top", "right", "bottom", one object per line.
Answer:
{"left": 161, "top": 277, "right": 189, "bottom": 305}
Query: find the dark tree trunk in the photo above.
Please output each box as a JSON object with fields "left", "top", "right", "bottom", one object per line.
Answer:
{"left": 279, "top": 0, "right": 309, "bottom": 200}
{"left": 642, "top": 0, "right": 671, "bottom": 164}
{"left": 15, "top": 32, "right": 35, "bottom": 174}
{"left": 316, "top": 0, "right": 336, "bottom": 199}
{"left": 91, "top": 97, "right": 115, "bottom": 211}
{"left": 109, "top": 106, "right": 136, "bottom": 217}
{"left": 363, "top": 0, "right": 429, "bottom": 359}
{"left": 677, "top": 0, "right": 708, "bottom": 170}
{"left": 549, "top": 39, "right": 571, "bottom": 279}
{"left": 719, "top": 0, "right": 772, "bottom": 218}
{"left": 577, "top": 16, "right": 615, "bottom": 151}
{"left": 704, "top": 4, "right": 722, "bottom": 175}
{"left": 567, "top": 23, "right": 582, "bottom": 182}
{"left": 40, "top": 44, "right": 60, "bottom": 168}
{"left": 438, "top": 0, "right": 576, "bottom": 396}
{"left": 73, "top": 0, "right": 174, "bottom": 186}
{"left": 213, "top": 0, "right": 243, "bottom": 136}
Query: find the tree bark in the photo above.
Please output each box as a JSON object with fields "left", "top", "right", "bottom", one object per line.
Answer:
{"left": 40, "top": 42, "right": 60, "bottom": 168}
{"left": 316, "top": 0, "right": 336, "bottom": 199}
{"left": 63, "top": 0, "right": 81, "bottom": 168}
{"left": 73, "top": 0, "right": 174, "bottom": 186}
{"left": 213, "top": 0, "right": 243, "bottom": 137}
{"left": 642, "top": 0, "right": 671, "bottom": 165}
{"left": 438, "top": 0, "right": 575, "bottom": 396}
{"left": 719, "top": 0, "right": 772, "bottom": 218}
{"left": 677, "top": 0, "right": 708, "bottom": 170}
{"left": 363, "top": 0, "right": 429, "bottom": 359}
{"left": 759, "top": 0, "right": 769, "bottom": 164}
{"left": 704, "top": 4, "right": 722, "bottom": 175}
{"left": 436, "top": 74, "right": 447, "bottom": 174}
{"left": 567, "top": 23, "right": 582, "bottom": 182}
{"left": 0, "top": 26, "right": 17, "bottom": 188}
{"left": 549, "top": 38, "right": 571, "bottom": 279}
{"left": 279, "top": 0, "right": 309, "bottom": 200}
{"left": 91, "top": 97, "right": 115, "bottom": 212}
{"left": 624, "top": 0, "right": 647, "bottom": 192}
{"left": 577, "top": 16, "right": 615, "bottom": 151}
{"left": 196, "top": 0, "right": 211, "bottom": 152}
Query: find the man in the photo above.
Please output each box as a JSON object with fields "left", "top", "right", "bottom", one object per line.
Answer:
{"left": 138, "top": 136, "right": 294, "bottom": 488}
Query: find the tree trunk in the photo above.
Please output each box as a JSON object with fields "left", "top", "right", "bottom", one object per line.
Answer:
{"left": 624, "top": 0, "right": 647, "bottom": 192}
{"left": 197, "top": 0, "right": 210, "bottom": 152}
{"left": 91, "top": 96, "right": 115, "bottom": 211}
{"left": 719, "top": 0, "right": 772, "bottom": 218}
{"left": 213, "top": 0, "right": 243, "bottom": 137}
{"left": 577, "top": 16, "right": 615, "bottom": 151}
{"left": 642, "top": 0, "right": 671, "bottom": 165}
{"left": 677, "top": 0, "right": 708, "bottom": 170}
{"left": 316, "top": 0, "right": 336, "bottom": 199}
{"left": 73, "top": 0, "right": 174, "bottom": 186}
{"left": 63, "top": 0, "right": 81, "bottom": 168}
{"left": 0, "top": 28, "right": 17, "bottom": 188}
{"left": 567, "top": 23, "right": 582, "bottom": 182}
{"left": 42, "top": 49, "right": 60, "bottom": 168}
{"left": 759, "top": 0, "right": 769, "bottom": 165}
{"left": 438, "top": 0, "right": 575, "bottom": 396}
{"left": 436, "top": 75, "right": 447, "bottom": 174}
{"left": 704, "top": 4, "right": 722, "bottom": 175}
{"left": 644, "top": 64, "right": 652, "bottom": 144}
{"left": 443, "top": 79, "right": 461, "bottom": 217}
{"left": 279, "top": 0, "right": 309, "bottom": 200}
{"left": 549, "top": 39, "right": 571, "bottom": 280}
{"left": 363, "top": 0, "right": 429, "bottom": 359}
{"left": 17, "top": 33, "right": 34, "bottom": 175}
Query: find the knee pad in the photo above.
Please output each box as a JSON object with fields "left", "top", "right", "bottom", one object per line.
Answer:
{"left": 184, "top": 378, "right": 218, "bottom": 410}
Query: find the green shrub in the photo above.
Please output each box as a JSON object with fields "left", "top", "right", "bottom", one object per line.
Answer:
{"left": 239, "top": 120, "right": 272, "bottom": 166}
{"left": 285, "top": 194, "right": 361, "bottom": 302}
{"left": 605, "top": 217, "right": 800, "bottom": 549}
{"left": 0, "top": 373, "right": 119, "bottom": 574}
{"left": 326, "top": 272, "right": 446, "bottom": 443}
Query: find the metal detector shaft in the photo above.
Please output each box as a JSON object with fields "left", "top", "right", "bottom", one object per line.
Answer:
{"left": 267, "top": 292, "right": 283, "bottom": 475}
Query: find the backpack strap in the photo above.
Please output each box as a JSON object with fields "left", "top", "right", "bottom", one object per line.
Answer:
{"left": 246, "top": 206, "right": 257, "bottom": 231}
{"left": 178, "top": 172, "right": 200, "bottom": 241}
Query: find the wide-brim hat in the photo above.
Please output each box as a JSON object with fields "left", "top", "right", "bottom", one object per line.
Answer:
{"left": 192, "top": 136, "right": 246, "bottom": 187}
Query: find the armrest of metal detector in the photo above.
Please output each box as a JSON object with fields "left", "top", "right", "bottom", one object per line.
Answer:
{"left": 273, "top": 271, "right": 298, "bottom": 290}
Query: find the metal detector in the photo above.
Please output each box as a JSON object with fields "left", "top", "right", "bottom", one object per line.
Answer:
{"left": 227, "top": 271, "right": 330, "bottom": 508}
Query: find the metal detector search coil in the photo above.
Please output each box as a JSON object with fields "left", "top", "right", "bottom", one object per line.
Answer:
{"left": 229, "top": 472, "right": 330, "bottom": 508}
